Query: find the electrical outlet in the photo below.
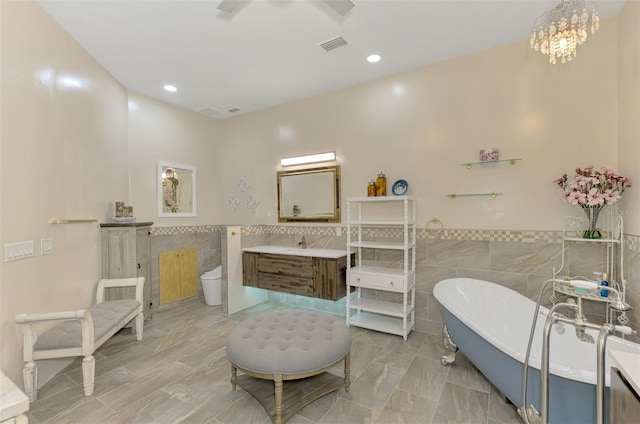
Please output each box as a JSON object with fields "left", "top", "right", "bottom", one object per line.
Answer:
{"left": 5, "top": 241, "right": 35, "bottom": 262}
{"left": 41, "top": 238, "right": 53, "bottom": 255}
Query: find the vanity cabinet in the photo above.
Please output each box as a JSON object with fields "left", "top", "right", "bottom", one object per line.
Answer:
{"left": 242, "top": 252, "right": 354, "bottom": 301}
{"left": 159, "top": 249, "right": 198, "bottom": 305}
{"left": 100, "top": 222, "right": 153, "bottom": 318}
{"left": 611, "top": 367, "right": 640, "bottom": 422}
{"left": 346, "top": 196, "right": 416, "bottom": 340}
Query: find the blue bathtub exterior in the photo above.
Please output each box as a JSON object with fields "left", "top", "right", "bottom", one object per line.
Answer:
{"left": 442, "top": 308, "right": 609, "bottom": 424}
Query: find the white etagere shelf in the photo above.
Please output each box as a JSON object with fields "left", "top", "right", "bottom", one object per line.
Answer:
{"left": 346, "top": 196, "right": 416, "bottom": 340}
{"left": 552, "top": 214, "right": 627, "bottom": 324}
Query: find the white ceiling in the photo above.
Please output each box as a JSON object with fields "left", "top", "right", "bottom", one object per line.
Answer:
{"left": 37, "top": 0, "right": 626, "bottom": 119}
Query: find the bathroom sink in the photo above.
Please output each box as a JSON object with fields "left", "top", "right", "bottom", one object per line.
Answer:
{"left": 241, "top": 245, "right": 349, "bottom": 258}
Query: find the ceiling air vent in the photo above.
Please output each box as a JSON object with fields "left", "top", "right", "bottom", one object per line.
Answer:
{"left": 318, "top": 36, "right": 348, "bottom": 52}
{"left": 195, "top": 106, "right": 223, "bottom": 117}
{"left": 228, "top": 107, "right": 240, "bottom": 113}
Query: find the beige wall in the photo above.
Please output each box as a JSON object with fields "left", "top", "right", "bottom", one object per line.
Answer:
{"left": 128, "top": 92, "right": 222, "bottom": 227}
{"left": 220, "top": 19, "right": 623, "bottom": 231}
{"left": 1, "top": 1, "right": 129, "bottom": 385}
{"left": 617, "top": 0, "right": 640, "bottom": 236}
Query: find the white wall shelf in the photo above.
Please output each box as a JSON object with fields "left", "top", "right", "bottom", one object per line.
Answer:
{"left": 460, "top": 158, "right": 521, "bottom": 168}
{"left": 445, "top": 192, "right": 502, "bottom": 198}
{"left": 346, "top": 196, "right": 416, "bottom": 340}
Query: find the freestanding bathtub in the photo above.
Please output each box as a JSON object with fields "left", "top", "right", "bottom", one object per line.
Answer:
{"left": 433, "top": 277, "right": 640, "bottom": 424}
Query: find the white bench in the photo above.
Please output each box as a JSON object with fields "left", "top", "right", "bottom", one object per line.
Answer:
{"left": 14, "top": 277, "right": 145, "bottom": 402}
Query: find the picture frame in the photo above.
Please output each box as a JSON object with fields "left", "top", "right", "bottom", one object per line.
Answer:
{"left": 479, "top": 148, "right": 500, "bottom": 162}
{"left": 157, "top": 161, "right": 197, "bottom": 217}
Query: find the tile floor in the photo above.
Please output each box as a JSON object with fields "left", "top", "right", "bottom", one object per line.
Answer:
{"left": 26, "top": 299, "right": 522, "bottom": 424}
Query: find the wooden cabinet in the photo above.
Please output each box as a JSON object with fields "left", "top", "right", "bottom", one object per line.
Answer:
{"left": 242, "top": 252, "right": 354, "bottom": 301}
{"left": 100, "top": 222, "right": 152, "bottom": 318}
{"left": 159, "top": 249, "right": 198, "bottom": 305}
{"left": 611, "top": 367, "right": 640, "bottom": 423}
{"left": 346, "top": 196, "right": 416, "bottom": 340}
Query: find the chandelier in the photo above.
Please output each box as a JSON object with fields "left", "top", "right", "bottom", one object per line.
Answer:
{"left": 530, "top": 0, "right": 599, "bottom": 64}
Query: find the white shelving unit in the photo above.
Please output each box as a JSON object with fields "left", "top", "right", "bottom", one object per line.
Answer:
{"left": 346, "top": 196, "right": 416, "bottom": 340}
{"left": 552, "top": 214, "right": 626, "bottom": 324}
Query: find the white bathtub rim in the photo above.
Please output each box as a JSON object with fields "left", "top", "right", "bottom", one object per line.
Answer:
{"left": 433, "top": 277, "right": 640, "bottom": 386}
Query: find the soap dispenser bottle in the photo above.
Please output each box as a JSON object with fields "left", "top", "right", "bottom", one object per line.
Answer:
{"left": 600, "top": 272, "right": 609, "bottom": 297}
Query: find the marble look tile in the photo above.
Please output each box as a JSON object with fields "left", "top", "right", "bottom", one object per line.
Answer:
{"left": 431, "top": 382, "right": 489, "bottom": 424}
{"left": 457, "top": 269, "right": 529, "bottom": 297}
{"left": 350, "top": 328, "right": 395, "bottom": 349}
{"left": 64, "top": 341, "right": 154, "bottom": 385}
{"left": 372, "top": 389, "right": 436, "bottom": 424}
{"left": 374, "top": 331, "right": 426, "bottom": 369}
{"left": 566, "top": 242, "right": 608, "bottom": 276}
{"left": 344, "top": 361, "right": 406, "bottom": 409}
{"left": 294, "top": 390, "right": 342, "bottom": 422}
{"left": 490, "top": 241, "right": 561, "bottom": 274}
{"left": 397, "top": 356, "right": 448, "bottom": 401}
{"left": 40, "top": 398, "right": 115, "bottom": 424}
{"left": 414, "top": 266, "right": 457, "bottom": 292}
{"left": 160, "top": 374, "right": 247, "bottom": 423}
{"left": 487, "top": 384, "right": 521, "bottom": 424}
{"left": 33, "top": 372, "right": 79, "bottom": 402}
{"left": 28, "top": 384, "right": 92, "bottom": 423}
{"left": 213, "top": 392, "right": 271, "bottom": 424}
{"left": 426, "top": 292, "right": 444, "bottom": 321}
{"left": 427, "top": 239, "right": 490, "bottom": 270}
{"left": 415, "top": 318, "right": 444, "bottom": 335}
{"left": 445, "top": 352, "right": 490, "bottom": 393}
{"left": 98, "top": 361, "right": 196, "bottom": 411}
{"left": 318, "top": 397, "right": 375, "bottom": 423}
{"left": 416, "top": 333, "right": 448, "bottom": 362}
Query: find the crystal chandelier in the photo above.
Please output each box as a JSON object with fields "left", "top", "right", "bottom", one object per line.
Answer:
{"left": 530, "top": 0, "right": 599, "bottom": 64}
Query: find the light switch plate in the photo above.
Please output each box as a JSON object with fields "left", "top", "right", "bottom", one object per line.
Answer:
{"left": 5, "top": 241, "right": 35, "bottom": 262}
{"left": 41, "top": 238, "right": 53, "bottom": 255}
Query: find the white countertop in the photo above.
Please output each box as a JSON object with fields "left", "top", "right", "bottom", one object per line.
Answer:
{"left": 0, "top": 371, "right": 29, "bottom": 421}
{"left": 609, "top": 349, "right": 640, "bottom": 395}
{"left": 242, "top": 245, "right": 350, "bottom": 259}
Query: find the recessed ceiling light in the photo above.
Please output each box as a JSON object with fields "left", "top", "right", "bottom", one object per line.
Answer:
{"left": 163, "top": 85, "right": 177, "bottom": 92}
{"left": 367, "top": 54, "right": 381, "bottom": 63}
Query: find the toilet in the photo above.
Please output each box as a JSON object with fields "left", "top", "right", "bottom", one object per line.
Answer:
{"left": 201, "top": 266, "right": 222, "bottom": 306}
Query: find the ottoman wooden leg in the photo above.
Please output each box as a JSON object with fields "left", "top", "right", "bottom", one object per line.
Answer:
{"left": 274, "top": 373, "right": 283, "bottom": 424}
{"left": 344, "top": 352, "right": 351, "bottom": 393}
{"left": 231, "top": 364, "right": 237, "bottom": 390}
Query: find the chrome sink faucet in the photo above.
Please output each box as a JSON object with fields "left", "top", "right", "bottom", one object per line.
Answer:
{"left": 298, "top": 236, "right": 306, "bottom": 249}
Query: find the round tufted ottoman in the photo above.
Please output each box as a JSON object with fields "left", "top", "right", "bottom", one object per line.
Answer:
{"left": 226, "top": 310, "right": 351, "bottom": 424}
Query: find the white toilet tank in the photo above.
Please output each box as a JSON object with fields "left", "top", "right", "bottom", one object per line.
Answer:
{"left": 201, "top": 266, "right": 222, "bottom": 306}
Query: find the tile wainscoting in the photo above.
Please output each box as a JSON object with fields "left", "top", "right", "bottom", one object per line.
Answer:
{"left": 149, "top": 224, "right": 640, "bottom": 335}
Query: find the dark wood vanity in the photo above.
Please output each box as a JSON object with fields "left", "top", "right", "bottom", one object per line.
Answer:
{"left": 242, "top": 249, "right": 354, "bottom": 301}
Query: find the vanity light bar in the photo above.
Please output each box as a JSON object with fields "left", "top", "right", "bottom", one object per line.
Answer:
{"left": 281, "top": 152, "right": 336, "bottom": 167}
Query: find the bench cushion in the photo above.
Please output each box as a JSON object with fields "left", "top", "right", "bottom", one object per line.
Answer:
{"left": 226, "top": 310, "right": 351, "bottom": 375}
{"left": 34, "top": 300, "right": 140, "bottom": 350}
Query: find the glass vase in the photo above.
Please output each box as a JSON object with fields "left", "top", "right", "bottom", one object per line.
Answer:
{"left": 582, "top": 206, "right": 603, "bottom": 239}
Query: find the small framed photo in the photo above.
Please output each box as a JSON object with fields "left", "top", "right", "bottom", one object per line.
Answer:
{"left": 479, "top": 148, "right": 499, "bottom": 162}
{"left": 115, "top": 201, "right": 125, "bottom": 217}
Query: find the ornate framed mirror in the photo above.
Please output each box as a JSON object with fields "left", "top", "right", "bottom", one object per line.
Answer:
{"left": 277, "top": 165, "right": 340, "bottom": 222}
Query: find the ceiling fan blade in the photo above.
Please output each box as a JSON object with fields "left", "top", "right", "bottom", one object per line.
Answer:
{"left": 322, "top": 0, "right": 355, "bottom": 16}
{"left": 217, "top": 0, "right": 243, "bottom": 13}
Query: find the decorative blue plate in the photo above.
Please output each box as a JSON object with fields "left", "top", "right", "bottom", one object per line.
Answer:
{"left": 392, "top": 179, "right": 408, "bottom": 196}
